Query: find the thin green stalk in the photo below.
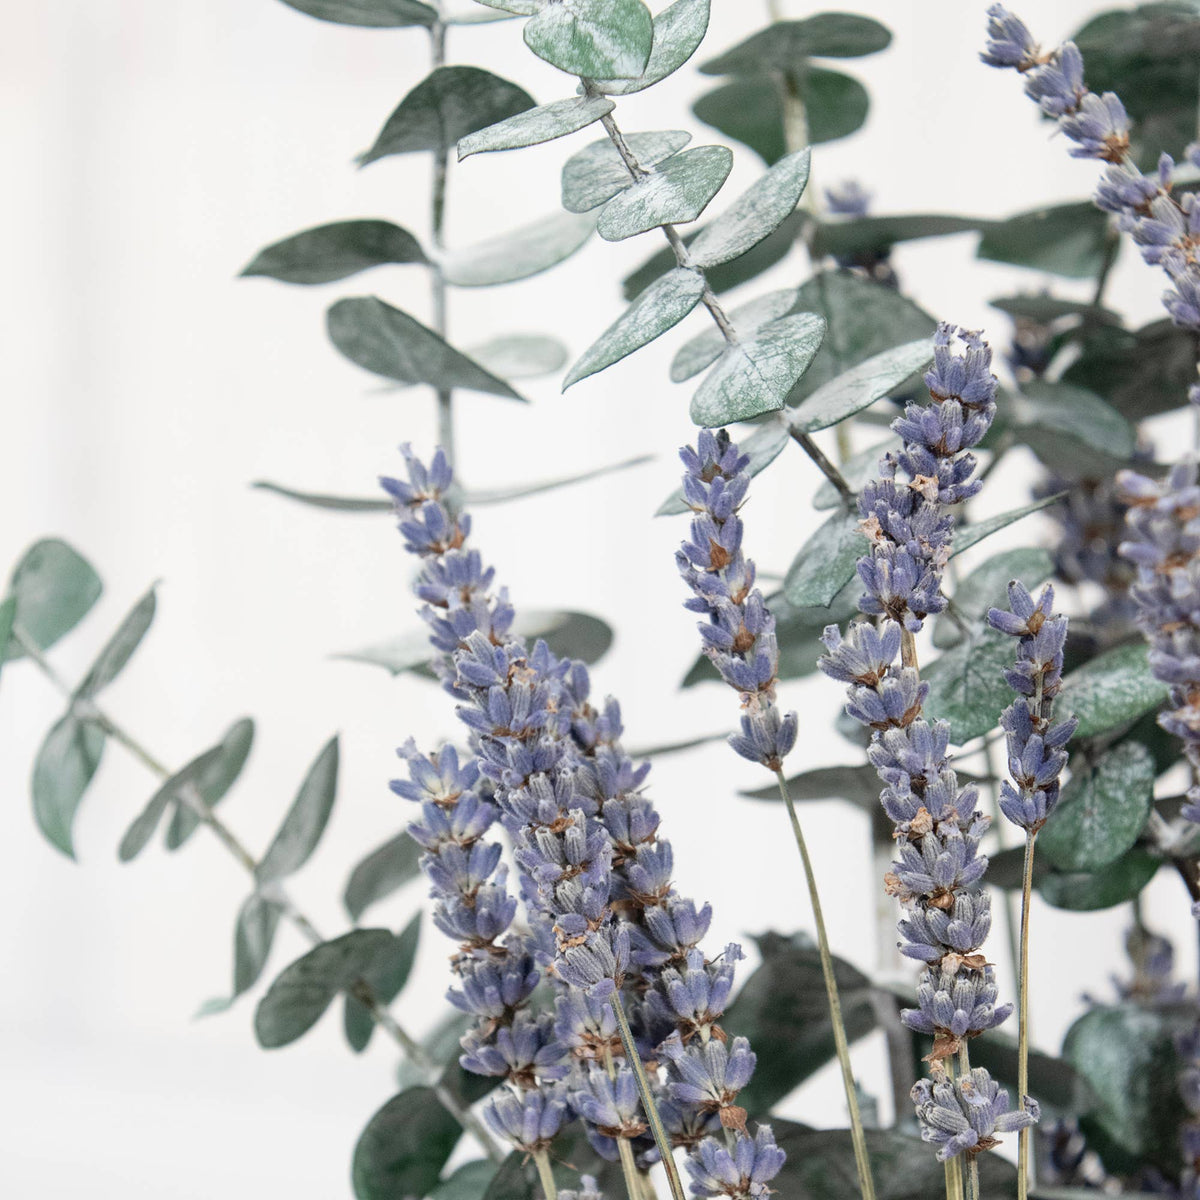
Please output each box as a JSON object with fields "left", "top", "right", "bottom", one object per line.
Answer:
{"left": 1017, "top": 832, "right": 1038, "bottom": 1200}
{"left": 944, "top": 1156, "right": 964, "bottom": 1200}
{"left": 982, "top": 736, "right": 1021, "bottom": 994}
{"left": 603, "top": 1044, "right": 652, "bottom": 1200}
{"left": 534, "top": 1149, "right": 559, "bottom": 1200}
{"left": 956, "top": 1045, "right": 979, "bottom": 1200}
{"left": 612, "top": 992, "right": 687, "bottom": 1200}
{"left": 774, "top": 769, "right": 876, "bottom": 1200}
{"left": 428, "top": 20, "right": 455, "bottom": 464}
{"left": 13, "top": 621, "right": 503, "bottom": 1164}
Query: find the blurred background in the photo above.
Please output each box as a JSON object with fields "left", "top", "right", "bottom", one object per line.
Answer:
{"left": 1, "top": 1, "right": 1190, "bottom": 1195}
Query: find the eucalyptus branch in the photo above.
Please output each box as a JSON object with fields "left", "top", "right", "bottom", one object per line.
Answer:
{"left": 11, "top": 620, "right": 502, "bottom": 1164}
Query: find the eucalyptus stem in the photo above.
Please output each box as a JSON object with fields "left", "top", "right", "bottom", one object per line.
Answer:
{"left": 774, "top": 769, "right": 876, "bottom": 1200}
{"left": 1017, "top": 831, "right": 1038, "bottom": 1200}
{"left": 12, "top": 620, "right": 503, "bottom": 1164}
{"left": 611, "top": 992, "right": 687, "bottom": 1200}
{"left": 428, "top": 19, "right": 455, "bottom": 464}
{"left": 534, "top": 1149, "right": 559, "bottom": 1200}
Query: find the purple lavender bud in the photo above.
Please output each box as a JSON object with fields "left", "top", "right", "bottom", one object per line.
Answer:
{"left": 911, "top": 1066, "right": 1039, "bottom": 1162}
{"left": 1060, "top": 92, "right": 1130, "bottom": 161}
{"left": 570, "top": 1066, "right": 647, "bottom": 1139}
{"left": 684, "top": 1126, "right": 787, "bottom": 1199}
{"left": 1022, "top": 41, "right": 1085, "bottom": 117}
{"left": 825, "top": 180, "right": 872, "bottom": 217}
{"left": 630, "top": 896, "right": 714, "bottom": 968}
{"left": 727, "top": 705, "right": 798, "bottom": 770}
{"left": 980, "top": 5, "right": 1039, "bottom": 69}
{"left": 647, "top": 945, "right": 744, "bottom": 1041}
{"left": 661, "top": 1033, "right": 756, "bottom": 1129}
{"left": 554, "top": 987, "right": 620, "bottom": 1063}
{"left": 898, "top": 891, "right": 993, "bottom": 965}
{"left": 448, "top": 947, "right": 540, "bottom": 1020}
{"left": 901, "top": 964, "right": 1013, "bottom": 1053}
{"left": 484, "top": 1084, "right": 571, "bottom": 1152}
{"left": 460, "top": 1010, "right": 570, "bottom": 1084}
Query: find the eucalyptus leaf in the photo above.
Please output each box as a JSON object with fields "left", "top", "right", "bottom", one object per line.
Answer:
{"left": 3, "top": 539, "right": 102, "bottom": 663}
{"left": 257, "top": 736, "right": 339, "bottom": 884}
{"left": 1039, "top": 742, "right": 1154, "bottom": 872}
{"left": 471, "top": 0, "right": 540, "bottom": 13}
{"left": 233, "top": 892, "right": 284, "bottom": 998}
{"left": 951, "top": 493, "right": 1064, "bottom": 559}
{"left": 813, "top": 437, "right": 899, "bottom": 510}
{"left": 119, "top": 744, "right": 221, "bottom": 862}
{"left": 561, "top": 130, "right": 691, "bottom": 214}
{"left": 251, "top": 484, "right": 390, "bottom": 513}
{"left": 360, "top": 67, "right": 534, "bottom": 163}
{"left": 0, "top": 597, "right": 15, "bottom": 689}
{"left": 812, "top": 214, "right": 986, "bottom": 261}
{"left": 255, "top": 928, "right": 395, "bottom": 1048}
{"left": 466, "top": 456, "right": 653, "bottom": 504}
{"left": 691, "top": 312, "right": 826, "bottom": 426}
{"left": 742, "top": 762, "right": 889, "bottom": 816}
{"left": 457, "top": 95, "right": 614, "bottom": 160}
{"left": 922, "top": 630, "right": 1015, "bottom": 744}
{"left": 670, "top": 288, "right": 797, "bottom": 383}
{"left": 1039, "top": 848, "right": 1162, "bottom": 912}
{"left": 783, "top": 511, "right": 868, "bottom": 609}
{"left": 1059, "top": 641, "right": 1169, "bottom": 741}
{"left": 597, "top": 145, "right": 732, "bottom": 242}
{"left": 240, "top": 220, "right": 428, "bottom": 285}
{"left": 624, "top": 731, "right": 730, "bottom": 758}
{"left": 564, "top": 267, "right": 705, "bottom": 388}
{"left": 344, "top": 912, "right": 421, "bottom": 1052}
{"left": 977, "top": 201, "right": 1112, "bottom": 279}
{"left": 278, "top": 0, "right": 437, "bottom": 25}
{"left": 74, "top": 587, "right": 156, "bottom": 701}
{"left": 699, "top": 13, "right": 892, "bottom": 73}
{"left": 523, "top": 0, "right": 654, "bottom": 80}
{"left": 1016, "top": 380, "right": 1136, "bottom": 470}
{"left": 344, "top": 831, "right": 422, "bottom": 921}
{"left": 163, "top": 718, "right": 256, "bottom": 851}
{"left": 989, "top": 293, "right": 1120, "bottom": 325}
{"left": 430, "top": 1161, "right": 499, "bottom": 1200}
{"left": 351, "top": 1087, "right": 462, "bottom": 1200}
{"left": 789, "top": 338, "right": 934, "bottom": 434}
{"left": 657, "top": 417, "right": 789, "bottom": 515}
{"left": 441, "top": 211, "right": 596, "bottom": 287}
{"left": 31, "top": 714, "right": 105, "bottom": 859}
{"left": 327, "top": 296, "right": 523, "bottom": 399}
{"left": 466, "top": 334, "right": 568, "bottom": 379}
{"left": 591, "top": 0, "right": 710, "bottom": 96}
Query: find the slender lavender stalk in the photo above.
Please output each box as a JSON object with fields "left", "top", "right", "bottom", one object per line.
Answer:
{"left": 819, "top": 325, "right": 1038, "bottom": 1174}
{"left": 986, "top": 583, "right": 1076, "bottom": 1199}
{"left": 674, "top": 429, "right": 875, "bottom": 1200}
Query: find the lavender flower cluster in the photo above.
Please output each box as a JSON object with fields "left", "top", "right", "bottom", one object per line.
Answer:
{"left": 819, "top": 327, "right": 1038, "bottom": 1160}
{"left": 382, "top": 446, "right": 784, "bottom": 1198}
{"left": 983, "top": 4, "right": 1200, "bottom": 334}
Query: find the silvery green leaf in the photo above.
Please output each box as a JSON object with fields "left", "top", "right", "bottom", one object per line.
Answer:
{"left": 1039, "top": 848, "right": 1161, "bottom": 912}
{"left": 344, "top": 831, "right": 422, "bottom": 922}
{"left": 524, "top": 0, "right": 654, "bottom": 79}
{"left": 564, "top": 267, "right": 705, "bottom": 388}
{"left": 977, "top": 200, "right": 1111, "bottom": 279}
{"left": 657, "top": 417, "right": 789, "bottom": 515}
{"left": 690, "top": 312, "right": 825, "bottom": 426}
{"left": 699, "top": 13, "right": 891, "bottom": 73}
{"left": 591, "top": 0, "right": 711, "bottom": 95}
{"left": 1016, "top": 379, "right": 1136, "bottom": 469}
{"left": 783, "top": 511, "right": 868, "bottom": 609}
{"left": 0, "top": 597, "right": 15, "bottom": 689}
{"left": 457, "top": 95, "right": 614, "bottom": 159}
{"left": 164, "top": 718, "right": 256, "bottom": 851}
{"left": 343, "top": 913, "right": 422, "bottom": 1052}
{"left": 1040, "top": 742, "right": 1154, "bottom": 872}
{"left": 251, "top": 483, "right": 391, "bottom": 513}
{"left": 240, "top": 220, "right": 428, "bottom": 285}
{"left": 32, "top": 714, "right": 105, "bottom": 858}
{"left": 671, "top": 288, "right": 797, "bottom": 382}
{"left": 597, "top": 145, "right": 732, "bottom": 242}
{"left": 624, "top": 731, "right": 729, "bottom": 757}
{"left": 429, "top": 1161, "right": 499, "bottom": 1200}
{"left": 789, "top": 337, "right": 935, "bottom": 434}
{"left": 3, "top": 539, "right": 102, "bottom": 663}
{"left": 470, "top": 0, "right": 541, "bottom": 13}
{"left": 254, "top": 929, "right": 395, "bottom": 1048}
{"left": 933, "top": 546, "right": 1055, "bottom": 649}
{"left": 813, "top": 436, "right": 898, "bottom": 509}
{"left": 279, "top": 0, "right": 437, "bottom": 25}
{"left": 233, "top": 892, "right": 284, "bottom": 998}
{"left": 951, "top": 493, "right": 1065, "bottom": 558}
{"left": 441, "top": 210, "right": 596, "bottom": 287}
{"left": 922, "top": 630, "right": 1016, "bottom": 743}
{"left": 74, "top": 587, "right": 156, "bottom": 701}
{"left": 561, "top": 130, "right": 691, "bottom": 214}
{"left": 1060, "top": 642, "right": 1170, "bottom": 741}
{"left": 327, "top": 296, "right": 524, "bottom": 399}
{"left": 360, "top": 67, "right": 534, "bottom": 163}
{"left": 256, "top": 736, "right": 339, "bottom": 884}
{"left": 813, "top": 214, "right": 986, "bottom": 261}
{"left": 688, "top": 149, "right": 811, "bottom": 269}
{"left": 466, "top": 334, "right": 567, "bottom": 379}
{"left": 352, "top": 1087, "right": 461, "bottom": 1200}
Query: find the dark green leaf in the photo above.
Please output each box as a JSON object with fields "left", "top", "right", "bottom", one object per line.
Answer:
{"left": 800, "top": 67, "right": 871, "bottom": 145}
{"left": 1059, "top": 641, "right": 1169, "bottom": 741}
{"left": 0, "top": 597, "right": 15, "bottom": 689}
{"left": 564, "top": 267, "right": 705, "bottom": 388}
{"left": 1039, "top": 847, "right": 1162, "bottom": 912}
{"left": 3, "top": 539, "right": 102, "bottom": 663}
{"left": 598, "top": 145, "right": 732, "bottom": 242}
{"left": 240, "top": 219, "right": 427, "bottom": 285}
{"left": 977, "top": 201, "right": 1112, "bottom": 279}
{"left": 724, "top": 932, "right": 876, "bottom": 1115}
{"left": 255, "top": 928, "right": 395, "bottom": 1048}
{"left": 457, "top": 95, "right": 614, "bottom": 159}
{"left": 812, "top": 214, "right": 985, "bottom": 261}
{"left": 257, "top": 736, "right": 339, "bottom": 884}
{"left": 789, "top": 337, "right": 934, "bottom": 434}
{"left": 671, "top": 288, "right": 797, "bottom": 383}
{"left": 523, "top": 0, "right": 654, "bottom": 79}
{"left": 689, "top": 149, "right": 811, "bottom": 268}
{"left": 700, "top": 13, "right": 891, "bottom": 73}
{"left": 1039, "top": 741, "right": 1154, "bottom": 872}
{"left": 120, "top": 744, "right": 221, "bottom": 861}
{"left": 351, "top": 1086, "right": 462, "bottom": 1200}
{"left": 327, "top": 296, "right": 524, "bottom": 399}
{"left": 813, "top": 437, "right": 898, "bottom": 510}
{"left": 933, "top": 547, "right": 1055, "bottom": 650}
{"left": 691, "top": 312, "right": 826, "bottom": 426}
{"left": 989, "top": 293, "right": 1119, "bottom": 325}
{"left": 591, "top": 0, "right": 710, "bottom": 95}
{"left": 344, "top": 830, "right": 421, "bottom": 921}
{"left": 74, "top": 587, "right": 156, "bottom": 701}
{"left": 344, "top": 912, "right": 421, "bottom": 1052}
{"left": 562, "top": 130, "right": 690, "bottom": 213}
{"left": 164, "top": 718, "right": 256, "bottom": 850}
{"left": 430, "top": 1161, "right": 499, "bottom": 1200}
{"left": 279, "top": 0, "right": 436, "bottom": 25}
{"left": 783, "top": 511, "right": 868, "bottom": 609}
{"left": 442, "top": 210, "right": 596, "bottom": 288}
{"left": 951, "top": 493, "right": 1064, "bottom": 558}
{"left": 1015, "top": 380, "right": 1136, "bottom": 473}
{"left": 658, "top": 417, "right": 789, "bottom": 515}
{"left": 360, "top": 67, "right": 534, "bottom": 163}
{"left": 923, "top": 630, "right": 1015, "bottom": 744}
{"left": 31, "top": 714, "right": 105, "bottom": 858}
{"left": 234, "top": 892, "right": 285, "bottom": 997}
{"left": 742, "top": 762, "right": 886, "bottom": 815}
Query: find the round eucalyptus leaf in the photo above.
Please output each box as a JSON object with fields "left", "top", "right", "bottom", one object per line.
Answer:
{"left": 922, "top": 630, "right": 1015, "bottom": 744}
{"left": 523, "top": 0, "right": 654, "bottom": 80}
{"left": 597, "top": 145, "right": 732, "bottom": 242}
{"left": 3, "top": 539, "right": 102, "bottom": 663}
{"left": 457, "top": 94, "right": 614, "bottom": 160}
{"left": 783, "top": 511, "right": 869, "bottom": 610}
{"left": 343, "top": 912, "right": 421, "bottom": 1052}
{"left": 1039, "top": 847, "right": 1161, "bottom": 912}
{"left": 352, "top": 1086, "right": 462, "bottom": 1200}
{"left": 591, "top": 0, "right": 710, "bottom": 95}
{"left": 240, "top": 220, "right": 428, "bottom": 285}
{"left": 1059, "top": 641, "right": 1169, "bottom": 741}
{"left": 699, "top": 13, "right": 892, "bottom": 74}
{"left": 278, "top": 0, "right": 437, "bottom": 26}
{"left": 441, "top": 211, "right": 596, "bottom": 288}
{"left": 561, "top": 130, "right": 691, "bottom": 214}
{"left": 32, "top": 714, "right": 106, "bottom": 859}
{"left": 671, "top": 288, "right": 797, "bottom": 383}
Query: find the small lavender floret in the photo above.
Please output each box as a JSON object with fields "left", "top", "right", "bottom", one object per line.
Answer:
{"left": 684, "top": 1126, "right": 787, "bottom": 1199}
{"left": 912, "top": 1067, "right": 1040, "bottom": 1161}
{"left": 484, "top": 1084, "right": 571, "bottom": 1152}
{"left": 661, "top": 1033, "right": 756, "bottom": 1131}
{"left": 569, "top": 1065, "right": 647, "bottom": 1139}
{"left": 901, "top": 964, "right": 1013, "bottom": 1052}
{"left": 980, "top": 4, "right": 1038, "bottom": 69}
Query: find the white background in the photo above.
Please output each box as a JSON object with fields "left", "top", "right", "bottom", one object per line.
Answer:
{"left": 1, "top": 1, "right": 1191, "bottom": 1195}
